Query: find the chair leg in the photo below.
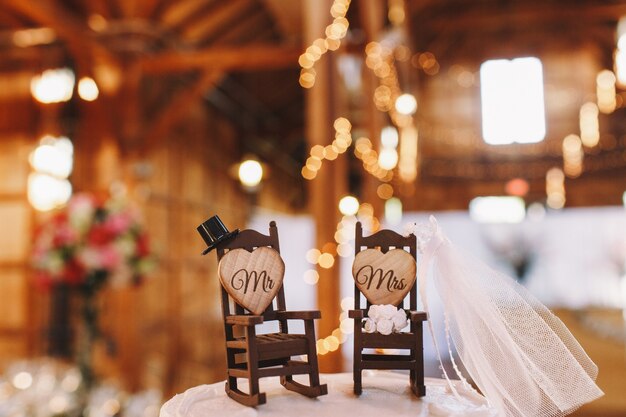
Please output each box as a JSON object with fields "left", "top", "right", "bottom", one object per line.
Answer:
{"left": 411, "top": 322, "right": 426, "bottom": 397}
{"left": 353, "top": 319, "right": 362, "bottom": 395}
{"left": 281, "top": 321, "right": 327, "bottom": 398}
{"left": 224, "top": 326, "right": 267, "bottom": 407}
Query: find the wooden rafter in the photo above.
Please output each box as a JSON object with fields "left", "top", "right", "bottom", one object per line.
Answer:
{"left": 139, "top": 44, "right": 299, "bottom": 73}
{"left": 83, "top": 0, "right": 113, "bottom": 19}
{"left": 182, "top": 0, "right": 255, "bottom": 42}
{"left": 135, "top": 0, "right": 164, "bottom": 19}
{"left": 3, "top": 0, "right": 117, "bottom": 69}
{"left": 211, "top": 10, "right": 269, "bottom": 46}
{"left": 144, "top": 70, "right": 223, "bottom": 145}
{"left": 160, "top": 0, "right": 214, "bottom": 30}
{"left": 414, "top": 1, "right": 626, "bottom": 32}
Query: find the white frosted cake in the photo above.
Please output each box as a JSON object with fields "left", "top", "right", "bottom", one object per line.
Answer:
{"left": 160, "top": 371, "right": 496, "bottom": 417}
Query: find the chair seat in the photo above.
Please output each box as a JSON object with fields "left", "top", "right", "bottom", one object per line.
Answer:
{"left": 227, "top": 333, "right": 309, "bottom": 359}
{"left": 360, "top": 331, "right": 418, "bottom": 349}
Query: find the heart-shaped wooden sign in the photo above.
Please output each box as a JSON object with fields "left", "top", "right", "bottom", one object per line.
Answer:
{"left": 218, "top": 247, "right": 285, "bottom": 315}
{"left": 352, "top": 249, "right": 416, "bottom": 306}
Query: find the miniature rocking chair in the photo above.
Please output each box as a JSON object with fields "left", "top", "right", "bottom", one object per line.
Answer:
{"left": 348, "top": 222, "right": 427, "bottom": 396}
{"left": 214, "top": 221, "right": 327, "bottom": 406}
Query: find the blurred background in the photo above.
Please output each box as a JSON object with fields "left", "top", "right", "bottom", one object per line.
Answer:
{"left": 0, "top": 0, "right": 625, "bottom": 416}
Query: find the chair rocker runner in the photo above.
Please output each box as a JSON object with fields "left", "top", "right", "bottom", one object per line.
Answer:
{"left": 213, "top": 221, "right": 327, "bottom": 407}
{"left": 349, "top": 221, "right": 427, "bottom": 396}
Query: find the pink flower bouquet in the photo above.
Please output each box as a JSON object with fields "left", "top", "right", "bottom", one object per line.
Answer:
{"left": 32, "top": 193, "right": 154, "bottom": 290}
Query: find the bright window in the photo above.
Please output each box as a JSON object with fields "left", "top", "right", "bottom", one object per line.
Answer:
{"left": 480, "top": 57, "right": 546, "bottom": 145}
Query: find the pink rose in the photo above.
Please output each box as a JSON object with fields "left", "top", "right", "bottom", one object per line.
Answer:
{"left": 99, "top": 245, "right": 121, "bottom": 270}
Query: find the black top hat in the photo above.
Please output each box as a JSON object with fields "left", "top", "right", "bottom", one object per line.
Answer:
{"left": 197, "top": 215, "right": 239, "bottom": 255}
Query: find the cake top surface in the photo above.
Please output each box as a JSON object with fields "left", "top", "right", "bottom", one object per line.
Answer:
{"left": 160, "top": 371, "right": 496, "bottom": 417}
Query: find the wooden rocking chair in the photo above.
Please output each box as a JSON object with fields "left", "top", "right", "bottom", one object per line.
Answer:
{"left": 348, "top": 222, "right": 427, "bottom": 396}
{"left": 214, "top": 221, "right": 328, "bottom": 406}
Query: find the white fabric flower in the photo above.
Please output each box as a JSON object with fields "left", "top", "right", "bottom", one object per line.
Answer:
{"left": 376, "top": 318, "right": 393, "bottom": 335}
{"left": 379, "top": 304, "right": 398, "bottom": 320}
{"left": 368, "top": 305, "right": 381, "bottom": 320}
{"left": 363, "top": 318, "right": 377, "bottom": 333}
{"left": 392, "top": 309, "right": 408, "bottom": 332}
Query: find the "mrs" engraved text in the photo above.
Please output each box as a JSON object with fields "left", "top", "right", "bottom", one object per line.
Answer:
{"left": 355, "top": 265, "right": 406, "bottom": 292}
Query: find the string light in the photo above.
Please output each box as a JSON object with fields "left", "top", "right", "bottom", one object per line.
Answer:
{"left": 302, "top": 117, "right": 353, "bottom": 180}
{"left": 579, "top": 102, "right": 600, "bottom": 147}
{"left": 562, "top": 134, "right": 584, "bottom": 178}
{"left": 394, "top": 93, "right": 417, "bottom": 115}
{"left": 546, "top": 167, "right": 566, "bottom": 209}
{"left": 338, "top": 195, "right": 359, "bottom": 215}
{"left": 299, "top": 0, "right": 351, "bottom": 89}
{"left": 597, "top": 70, "right": 616, "bottom": 114}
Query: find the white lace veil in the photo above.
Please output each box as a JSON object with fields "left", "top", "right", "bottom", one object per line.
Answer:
{"left": 413, "top": 216, "right": 604, "bottom": 417}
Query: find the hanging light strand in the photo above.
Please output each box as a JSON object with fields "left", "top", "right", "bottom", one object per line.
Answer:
{"left": 299, "top": 0, "right": 351, "bottom": 89}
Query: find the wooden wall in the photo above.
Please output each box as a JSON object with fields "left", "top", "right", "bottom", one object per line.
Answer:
{"left": 0, "top": 75, "right": 252, "bottom": 396}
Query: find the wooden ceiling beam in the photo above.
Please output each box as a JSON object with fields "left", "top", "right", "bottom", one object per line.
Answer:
{"left": 3, "top": 0, "right": 117, "bottom": 68}
{"left": 182, "top": 0, "right": 256, "bottom": 42}
{"left": 144, "top": 70, "right": 223, "bottom": 145}
{"left": 160, "top": 0, "right": 214, "bottom": 31}
{"left": 210, "top": 11, "right": 269, "bottom": 46}
{"left": 414, "top": 2, "right": 626, "bottom": 33}
{"left": 135, "top": 0, "right": 163, "bottom": 19}
{"left": 139, "top": 44, "right": 300, "bottom": 73}
{"left": 0, "top": 9, "right": 27, "bottom": 28}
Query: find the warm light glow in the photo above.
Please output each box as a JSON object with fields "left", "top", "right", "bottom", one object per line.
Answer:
{"left": 303, "top": 269, "right": 319, "bottom": 285}
{"left": 238, "top": 159, "right": 263, "bottom": 188}
{"left": 597, "top": 70, "right": 617, "bottom": 114}
{"left": 318, "top": 253, "right": 335, "bottom": 269}
{"left": 384, "top": 197, "right": 403, "bottom": 225}
{"left": 398, "top": 126, "right": 418, "bottom": 182}
{"left": 305, "top": 248, "right": 321, "bottom": 264}
{"left": 12, "top": 27, "right": 56, "bottom": 47}
{"left": 562, "top": 134, "right": 584, "bottom": 178}
{"left": 504, "top": 178, "right": 529, "bottom": 197}
{"left": 579, "top": 102, "right": 600, "bottom": 147}
{"left": 622, "top": 191, "right": 626, "bottom": 207}
{"left": 378, "top": 148, "right": 398, "bottom": 170}
{"left": 338, "top": 195, "right": 359, "bottom": 215}
{"left": 614, "top": 48, "right": 626, "bottom": 87}
{"left": 394, "top": 93, "right": 417, "bottom": 115}
{"left": 377, "top": 183, "right": 394, "bottom": 200}
{"left": 78, "top": 77, "right": 99, "bottom": 101}
{"left": 12, "top": 372, "right": 33, "bottom": 390}
{"left": 30, "top": 136, "right": 74, "bottom": 178}
{"left": 381, "top": 126, "right": 399, "bottom": 148}
{"left": 480, "top": 57, "right": 545, "bottom": 144}
{"left": 31, "top": 68, "right": 75, "bottom": 103}
{"left": 469, "top": 196, "right": 526, "bottom": 224}
{"left": 546, "top": 167, "right": 566, "bottom": 210}
{"left": 28, "top": 173, "right": 72, "bottom": 211}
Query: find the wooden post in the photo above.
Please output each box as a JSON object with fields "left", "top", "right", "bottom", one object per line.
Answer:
{"left": 304, "top": 0, "right": 344, "bottom": 372}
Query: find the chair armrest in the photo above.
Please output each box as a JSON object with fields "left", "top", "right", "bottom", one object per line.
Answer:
{"left": 225, "top": 315, "right": 264, "bottom": 326}
{"left": 348, "top": 309, "right": 365, "bottom": 319}
{"left": 408, "top": 310, "right": 428, "bottom": 322}
{"left": 275, "top": 310, "right": 321, "bottom": 320}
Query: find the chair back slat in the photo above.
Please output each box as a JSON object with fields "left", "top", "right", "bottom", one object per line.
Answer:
{"left": 354, "top": 222, "right": 417, "bottom": 311}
